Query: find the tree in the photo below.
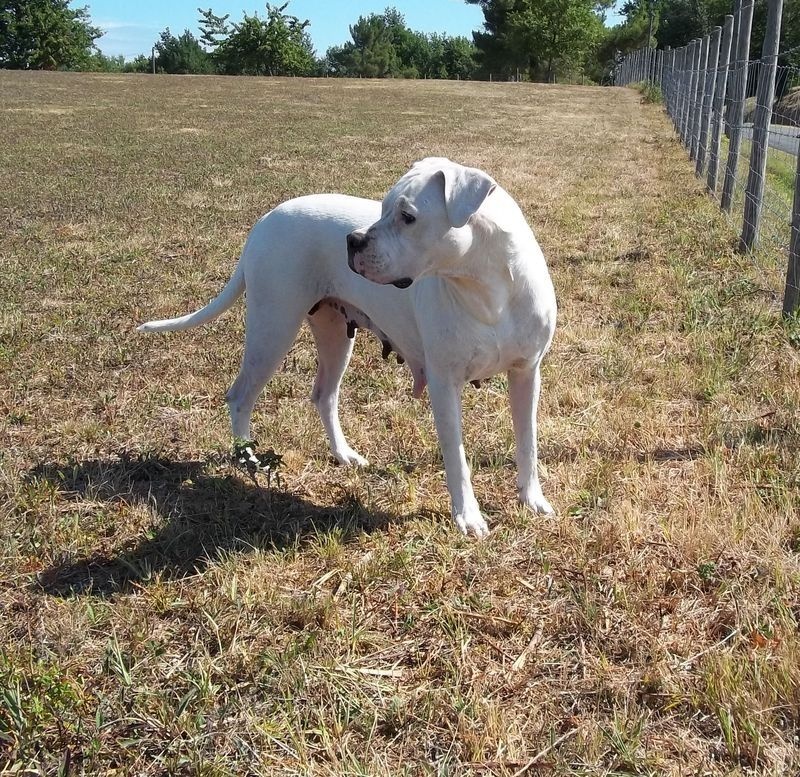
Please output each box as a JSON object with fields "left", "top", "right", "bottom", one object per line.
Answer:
{"left": 782, "top": 0, "right": 800, "bottom": 68}
{"left": 592, "top": 1, "right": 654, "bottom": 83}
{"left": 442, "top": 36, "right": 478, "bottom": 80}
{"left": 467, "top": 0, "right": 529, "bottom": 79}
{"left": 324, "top": 43, "right": 353, "bottom": 76}
{"left": 347, "top": 13, "right": 398, "bottom": 77}
{"left": 507, "top": 0, "right": 605, "bottom": 81}
{"left": 84, "top": 50, "right": 125, "bottom": 72}
{"left": 324, "top": 8, "right": 477, "bottom": 80}
{"left": 214, "top": 2, "right": 316, "bottom": 76}
{"left": 0, "top": 0, "right": 101, "bottom": 69}
{"left": 609, "top": 0, "right": 799, "bottom": 77}
{"left": 124, "top": 53, "right": 151, "bottom": 73}
{"left": 197, "top": 7, "right": 230, "bottom": 52}
{"left": 469, "top": 0, "right": 612, "bottom": 81}
{"left": 154, "top": 28, "right": 212, "bottom": 74}
{"left": 383, "top": 7, "right": 442, "bottom": 77}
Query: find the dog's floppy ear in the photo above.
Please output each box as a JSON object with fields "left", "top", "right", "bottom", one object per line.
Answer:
{"left": 436, "top": 164, "right": 497, "bottom": 229}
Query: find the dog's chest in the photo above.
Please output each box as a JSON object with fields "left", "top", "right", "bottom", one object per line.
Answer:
{"left": 415, "top": 280, "right": 549, "bottom": 381}
{"left": 462, "top": 322, "right": 535, "bottom": 381}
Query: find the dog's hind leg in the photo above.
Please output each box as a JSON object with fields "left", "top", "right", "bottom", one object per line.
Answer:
{"left": 307, "top": 305, "right": 369, "bottom": 467}
{"left": 226, "top": 304, "right": 306, "bottom": 443}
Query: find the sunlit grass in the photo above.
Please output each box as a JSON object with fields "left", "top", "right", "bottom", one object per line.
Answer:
{"left": 1, "top": 71, "right": 798, "bottom": 775}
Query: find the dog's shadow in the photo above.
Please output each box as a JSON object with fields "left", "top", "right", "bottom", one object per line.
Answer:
{"left": 29, "top": 452, "right": 400, "bottom": 598}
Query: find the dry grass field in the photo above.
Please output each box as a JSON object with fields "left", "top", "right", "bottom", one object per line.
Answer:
{"left": 1, "top": 71, "right": 799, "bottom": 775}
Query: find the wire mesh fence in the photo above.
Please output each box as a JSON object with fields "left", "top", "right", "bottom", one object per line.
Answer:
{"left": 616, "top": 0, "right": 800, "bottom": 317}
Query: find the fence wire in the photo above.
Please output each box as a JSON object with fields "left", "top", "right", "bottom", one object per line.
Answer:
{"left": 616, "top": 6, "right": 800, "bottom": 316}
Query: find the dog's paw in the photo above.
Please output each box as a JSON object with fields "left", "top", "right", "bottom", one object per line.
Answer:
{"left": 333, "top": 447, "right": 369, "bottom": 467}
{"left": 519, "top": 487, "right": 555, "bottom": 515}
{"left": 454, "top": 507, "right": 490, "bottom": 539}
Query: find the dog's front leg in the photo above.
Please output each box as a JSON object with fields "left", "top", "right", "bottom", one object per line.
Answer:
{"left": 508, "top": 363, "right": 554, "bottom": 515}
{"left": 427, "top": 371, "right": 489, "bottom": 538}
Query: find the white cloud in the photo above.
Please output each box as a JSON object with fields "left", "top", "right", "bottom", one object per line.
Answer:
{"left": 94, "top": 20, "right": 158, "bottom": 58}
{"left": 95, "top": 19, "right": 157, "bottom": 33}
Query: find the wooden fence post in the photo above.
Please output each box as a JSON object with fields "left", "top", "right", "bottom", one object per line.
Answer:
{"left": 721, "top": 0, "right": 755, "bottom": 213}
{"left": 707, "top": 15, "right": 735, "bottom": 193}
{"left": 739, "top": 0, "right": 783, "bottom": 252}
{"left": 697, "top": 27, "right": 722, "bottom": 175}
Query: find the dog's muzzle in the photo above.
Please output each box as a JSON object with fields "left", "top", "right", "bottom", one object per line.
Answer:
{"left": 346, "top": 232, "right": 413, "bottom": 288}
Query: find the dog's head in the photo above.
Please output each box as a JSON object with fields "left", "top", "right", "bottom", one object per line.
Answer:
{"left": 347, "top": 158, "right": 497, "bottom": 288}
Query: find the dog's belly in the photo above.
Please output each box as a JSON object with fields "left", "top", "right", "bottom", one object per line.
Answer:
{"left": 308, "top": 295, "right": 427, "bottom": 398}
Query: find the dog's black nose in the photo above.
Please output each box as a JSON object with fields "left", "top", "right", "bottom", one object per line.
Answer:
{"left": 346, "top": 233, "right": 368, "bottom": 269}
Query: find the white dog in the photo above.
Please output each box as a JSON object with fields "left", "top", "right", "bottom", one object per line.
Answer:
{"left": 138, "top": 158, "right": 556, "bottom": 537}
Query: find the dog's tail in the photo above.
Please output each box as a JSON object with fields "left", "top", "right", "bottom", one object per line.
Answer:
{"left": 137, "top": 261, "right": 245, "bottom": 333}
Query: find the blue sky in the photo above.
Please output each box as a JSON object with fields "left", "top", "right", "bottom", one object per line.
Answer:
{"left": 88, "top": 1, "right": 626, "bottom": 61}
{"left": 87, "top": 1, "right": 487, "bottom": 60}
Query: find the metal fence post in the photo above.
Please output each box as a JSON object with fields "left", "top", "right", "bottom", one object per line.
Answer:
{"left": 671, "top": 48, "right": 680, "bottom": 129}
{"left": 664, "top": 48, "right": 673, "bottom": 114}
{"left": 678, "top": 46, "right": 689, "bottom": 139}
{"left": 682, "top": 41, "right": 698, "bottom": 148}
{"left": 686, "top": 40, "right": 700, "bottom": 151}
{"left": 786, "top": 149, "right": 800, "bottom": 316}
{"left": 672, "top": 48, "right": 680, "bottom": 117}
{"left": 697, "top": 27, "right": 721, "bottom": 175}
{"left": 739, "top": 0, "right": 783, "bottom": 253}
{"left": 691, "top": 35, "right": 710, "bottom": 162}
{"left": 721, "top": 0, "right": 755, "bottom": 213}
{"left": 707, "top": 15, "right": 735, "bottom": 193}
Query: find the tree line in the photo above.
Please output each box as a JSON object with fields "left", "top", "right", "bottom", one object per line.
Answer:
{"left": 599, "top": 0, "right": 800, "bottom": 75}
{"left": 0, "top": 1, "right": 480, "bottom": 79}
{"left": 1, "top": 0, "right": 798, "bottom": 82}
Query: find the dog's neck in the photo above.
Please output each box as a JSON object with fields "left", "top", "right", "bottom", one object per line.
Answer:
{"left": 435, "top": 218, "right": 517, "bottom": 326}
{"left": 438, "top": 267, "right": 513, "bottom": 325}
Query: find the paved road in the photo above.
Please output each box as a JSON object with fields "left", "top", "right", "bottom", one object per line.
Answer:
{"left": 741, "top": 123, "right": 799, "bottom": 156}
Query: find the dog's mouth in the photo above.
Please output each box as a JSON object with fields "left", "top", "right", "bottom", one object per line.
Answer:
{"left": 390, "top": 278, "right": 413, "bottom": 289}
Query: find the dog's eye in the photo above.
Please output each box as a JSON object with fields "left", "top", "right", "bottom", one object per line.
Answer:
{"left": 401, "top": 211, "right": 416, "bottom": 225}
